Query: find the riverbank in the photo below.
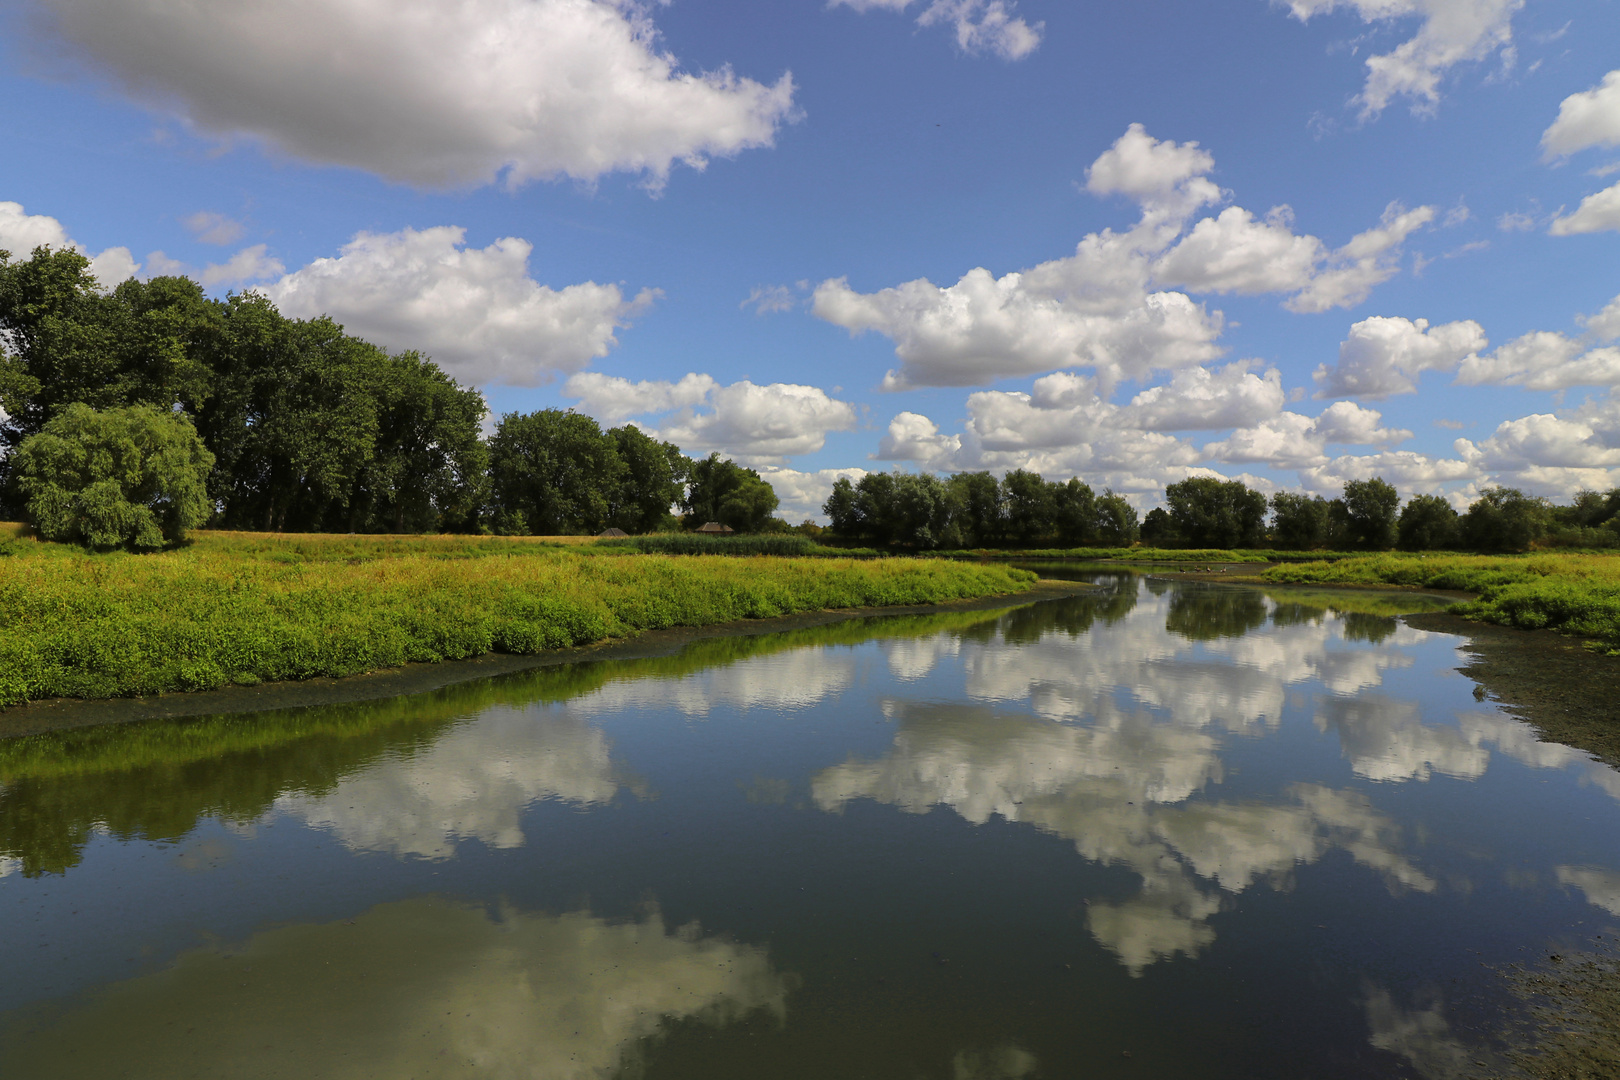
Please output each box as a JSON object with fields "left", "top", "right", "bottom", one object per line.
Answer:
{"left": 1260, "top": 552, "right": 1620, "bottom": 651}
{"left": 0, "top": 528, "right": 1041, "bottom": 711}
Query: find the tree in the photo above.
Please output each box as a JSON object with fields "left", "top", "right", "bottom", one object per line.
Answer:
{"left": 1052, "top": 478, "right": 1098, "bottom": 546}
{"left": 1339, "top": 477, "right": 1399, "bottom": 550}
{"left": 1397, "top": 494, "right": 1460, "bottom": 551}
{"left": 683, "top": 453, "right": 779, "bottom": 532}
{"left": 489, "top": 409, "right": 626, "bottom": 534}
{"left": 1094, "top": 489, "right": 1140, "bottom": 546}
{"left": 13, "top": 403, "right": 214, "bottom": 550}
{"left": 607, "top": 425, "right": 687, "bottom": 533}
{"left": 824, "top": 476, "right": 861, "bottom": 538}
{"left": 1269, "top": 492, "right": 1331, "bottom": 550}
{"left": 1461, "top": 487, "right": 1548, "bottom": 553}
{"left": 945, "top": 471, "right": 1003, "bottom": 546}
{"left": 1139, "top": 507, "right": 1177, "bottom": 547}
{"left": 1002, "top": 469, "right": 1055, "bottom": 546}
{"left": 886, "top": 472, "right": 958, "bottom": 549}
{"left": 1164, "top": 477, "right": 1266, "bottom": 548}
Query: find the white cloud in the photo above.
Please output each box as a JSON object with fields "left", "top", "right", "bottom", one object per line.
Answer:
{"left": 814, "top": 126, "right": 1428, "bottom": 390}
{"left": 1542, "top": 70, "right": 1620, "bottom": 158}
{"left": 25, "top": 0, "right": 796, "bottom": 190}
{"left": 1313, "top": 315, "right": 1487, "bottom": 399}
{"left": 1463, "top": 413, "right": 1620, "bottom": 471}
{"left": 1283, "top": 203, "right": 1435, "bottom": 313}
{"left": 755, "top": 466, "right": 871, "bottom": 522}
{"left": 1497, "top": 210, "right": 1537, "bottom": 232}
{"left": 876, "top": 411, "right": 963, "bottom": 466}
{"left": 563, "top": 371, "right": 717, "bottom": 424}
{"left": 1556, "top": 865, "right": 1620, "bottom": 917}
{"left": 1298, "top": 450, "right": 1477, "bottom": 496}
{"left": 1283, "top": 0, "right": 1524, "bottom": 118}
{"left": 565, "top": 372, "right": 858, "bottom": 465}
{"left": 0, "top": 200, "right": 138, "bottom": 286}
{"left": 1549, "top": 180, "right": 1620, "bottom": 236}
{"left": 1120, "top": 363, "right": 1286, "bottom": 431}
{"left": 1205, "top": 401, "right": 1412, "bottom": 469}
{"left": 181, "top": 210, "right": 245, "bottom": 246}
{"left": 1454, "top": 291, "right": 1620, "bottom": 389}
{"left": 199, "top": 243, "right": 286, "bottom": 287}
{"left": 262, "top": 226, "right": 655, "bottom": 386}
{"left": 833, "top": 0, "right": 1044, "bottom": 60}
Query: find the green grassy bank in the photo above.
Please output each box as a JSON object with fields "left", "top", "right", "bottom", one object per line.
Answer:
{"left": 1262, "top": 552, "right": 1620, "bottom": 650}
{"left": 0, "top": 528, "right": 1035, "bottom": 707}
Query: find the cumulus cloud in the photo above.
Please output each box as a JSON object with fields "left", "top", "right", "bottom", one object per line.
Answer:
{"left": 832, "top": 0, "right": 1043, "bottom": 60}
{"left": 1548, "top": 181, "right": 1620, "bottom": 236}
{"left": 261, "top": 226, "right": 655, "bottom": 386}
{"left": 1542, "top": 70, "right": 1620, "bottom": 158}
{"left": 24, "top": 0, "right": 796, "bottom": 190}
{"left": 1453, "top": 291, "right": 1620, "bottom": 389}
{"left": 1283, "top": 0, "right": 1524, "bottom": 118}
{"left": 1204, "top": 402, "right": 1412, "bottom": 469}
{"left": 876, "top": 411, "right": 963, "bottom": 465}
{"left": 1120, "top": 363, "right": 1286, "bottom": 431}
{"left": 1313, "top": 315, "right": 1487, "bottom": 399}
{"left": 564, "top": 371, "right": 858, "bottom": 465}
{"left": 755, "top": 466, "right": 871, "bottom": 522}
{"left": 0, "top": 200, "right": 138, "bottom": 286}
{"left": 814, "top": 126, "right": 1429, "bottom": 390}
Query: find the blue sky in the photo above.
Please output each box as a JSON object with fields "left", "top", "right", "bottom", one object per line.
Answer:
{"left": 2, "top": 0, "right": 1618, "bottom": 519}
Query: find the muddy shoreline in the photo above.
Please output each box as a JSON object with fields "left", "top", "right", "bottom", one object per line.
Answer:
{"left": 0, "top": 579, "right": 1093, "bottom": 740}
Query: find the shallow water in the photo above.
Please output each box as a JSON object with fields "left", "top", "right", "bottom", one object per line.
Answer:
{"left": 2, "top": 574, "right": 1618, "bottom": 1079}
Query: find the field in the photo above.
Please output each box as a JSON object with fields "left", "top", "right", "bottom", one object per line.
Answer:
{"left": 0, "top": 528, "right": 1035, "bottom": 707}
{"left": 1262, "top": 552, "right": 1620, "bottom": 649}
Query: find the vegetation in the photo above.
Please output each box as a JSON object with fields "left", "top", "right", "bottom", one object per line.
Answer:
{"left": 13, "top": 403, "right": 215, "bottom": 550}
{"left": 1262, "top": 552, "right": 1620, "bottom": 649}
{"left": 824, "top": 469, "right": 1137, "bottom": 550}
{"left": 0, "top": 529, "right": 1034, "bottom": 707}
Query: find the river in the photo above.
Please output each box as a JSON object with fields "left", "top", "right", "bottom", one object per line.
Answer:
{"left": 2, "top": 572, "right": 1616, "bottom": 1078}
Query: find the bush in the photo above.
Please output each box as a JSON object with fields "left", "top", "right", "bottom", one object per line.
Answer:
{"left": 12, "top": 403, "right": 214, "bottom": 551}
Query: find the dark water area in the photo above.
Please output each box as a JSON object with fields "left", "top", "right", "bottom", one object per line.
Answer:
{"left": 2, "top": 574, "right": 1617, "bottom": 1079}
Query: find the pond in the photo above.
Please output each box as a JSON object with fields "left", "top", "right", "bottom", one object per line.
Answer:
{"left": 2, "top": 573, "right": 1617, "bottom": 1079}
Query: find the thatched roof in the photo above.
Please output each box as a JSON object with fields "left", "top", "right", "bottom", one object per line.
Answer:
{"left": 597, "top": 527, "right": 630, "bottom": 538}
{"left": 695, "top": 521, "right": 734, "bottom": 534}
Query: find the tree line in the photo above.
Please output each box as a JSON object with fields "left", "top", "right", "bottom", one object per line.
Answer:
{"left": 0, "top": 246, "right": 779, "bottom": 546}
{"left": 827, "top": 471, "right": 1620, "bottom": 554}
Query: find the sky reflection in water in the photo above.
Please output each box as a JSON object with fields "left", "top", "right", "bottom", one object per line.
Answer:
{"left": 2, "top": 575, "right": 1618, "bottom": 1079}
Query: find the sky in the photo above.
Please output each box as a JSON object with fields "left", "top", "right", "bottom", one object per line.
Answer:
{"left": 1, "top": 0, "right": 1618, "bottom": 522}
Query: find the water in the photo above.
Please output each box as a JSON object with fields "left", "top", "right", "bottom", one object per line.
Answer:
{"left": 2, "top": 574, "right": 1617, "bottom": 1079}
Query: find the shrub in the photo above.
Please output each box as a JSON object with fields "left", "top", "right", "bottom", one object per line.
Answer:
{"left": 13, "top": 403, "right": 214, "bottom": 551}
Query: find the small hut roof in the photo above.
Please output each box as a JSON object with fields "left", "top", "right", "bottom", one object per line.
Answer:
{"left": 696, "top": 521, "right": 734, "bottom": 534}
{"left": 597, "top": 527, "right": 630, "bottom": 538}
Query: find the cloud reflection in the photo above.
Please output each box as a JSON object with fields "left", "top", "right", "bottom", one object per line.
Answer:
{"left": 812, "top": 700, "right": 1432, "bottom": 974}
{"left": 277, "top": 708, "right": 627, "bottom": 859}
{"left": 1556, "top": 865, "right": 1620, "bottom": 917}
{"left": 0, "top": 898, "right": 790, "bottom": 1080}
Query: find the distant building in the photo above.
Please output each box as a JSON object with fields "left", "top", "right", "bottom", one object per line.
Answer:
{"left": 597, "top": 527, "right": 630, "bottom": 538}
{"left": 695, "top": 521, "right": 735, "bottom": 534}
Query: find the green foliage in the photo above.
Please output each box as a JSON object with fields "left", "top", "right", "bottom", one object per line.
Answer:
{"left": 607, "top": 424, "right": 687, "bottom": 533}
{"left": 1397, "top": 494, "right": 1461, "bottom": 551}
{"left": 0, "top": 531, "right": 1033, "bottom": 707}
{"left": 488, "top": 409, "right": 626, "bottom": 534}
{"left": 682, "top": 453, "right": 780, "bottom": 532}
{"left": 1165, "top": 476, "right": 1267, "bottom": 548}
{"left": 13, "top": 403, "right": 214, "bottom": 550}
{"left": 1261, "top": 551, "right": 1620, "bottom": 649}
{"left": 1461, "top": 486, "right": 1550, "bottom": 553}
{"left": 1338, "top": 477, "right": 1399, "bottom": 550}
{"left": 1270, "top": 491, "right": 1332, "bottom": 550}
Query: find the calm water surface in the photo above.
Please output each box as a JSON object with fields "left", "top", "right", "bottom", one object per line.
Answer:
{"left": 3, "top": 574, "right": 1618, "bottom": 1079}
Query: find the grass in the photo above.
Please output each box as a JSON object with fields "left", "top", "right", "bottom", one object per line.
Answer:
{"left": 0, "top": 527, "right": 1035, "bottom": 707}
{"left": 1262, "top": 551, "right": 1620, "bottom": 650}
